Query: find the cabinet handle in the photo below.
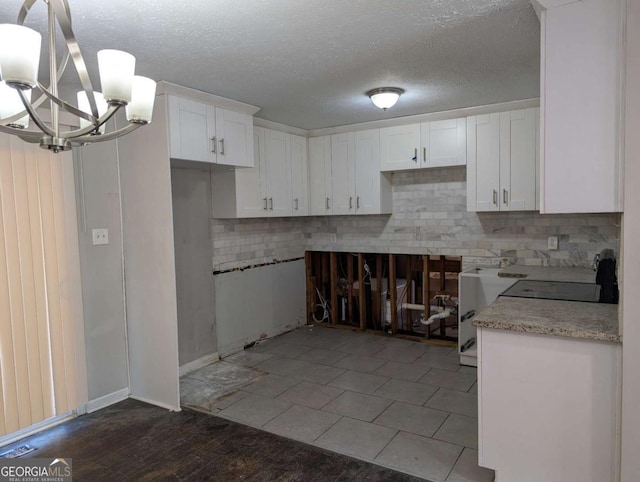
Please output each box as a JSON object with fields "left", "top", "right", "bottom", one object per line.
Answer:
{"left": 493, "top": 189, "right": 498, "bottom": 206}
{"left": 211, "top": 136, "right": 217, "bottom": 154}
{"left": 423, "top": 147, "right": 426, "bottom": 164}
{"left": 295, "top": 198, "right": 299, "bottom": 210}
{"left": 412, "top": 148, "right": 418, "bottom": 162}
{"left": 503, "top": 189, "right": 508, "bottom": 205}
{"left": 357, "top": 196, "right": 360, "bottom": 209}
{"left": 219, "top": 138, "right": 225, "bottom": 156}
{"left": 269, "top": 197, "right": 273, "bottom": 210}
{"left": 326, "top": 197, "right": 330, "bottom": 210}
{"left": 349, "top": 197, "right": 353, "bottom": 209}
{"left": 263, "top": 197, "right": 268, "bottom": 210}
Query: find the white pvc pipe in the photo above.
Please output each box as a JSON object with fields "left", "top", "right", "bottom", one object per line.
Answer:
{"left": 401, "top": 303, "right": 426, "bottom": 311}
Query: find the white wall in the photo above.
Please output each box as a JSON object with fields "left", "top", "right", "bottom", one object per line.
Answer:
{"left": 73, "top": 142, "right": 129, "bottom": 401}
{"left": 621, "top": 0, "right": 640, "bottom": 479}
{"left": 214, "top": 259, "right": 306, "bottom": 357}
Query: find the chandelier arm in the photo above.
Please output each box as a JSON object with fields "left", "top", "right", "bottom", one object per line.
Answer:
{"left": 17, "top": 0, "right": 38, "bottom": 24}
{"left": 59, "top": 105, "right": 121, "bottom": 139}
{"left": 16, "top": 90, "right": 56, "bottom": 137}
{"left": 0, "top": 124, "right": 40, "bottom": 140}
{"left": 37, "top": 82, "right": 96, "bottom": 123}
{"left": 73, "top": 122, "right": 142, "bottom": 144}
{"left": 48, "top": 0, "right": 100, "bottom": 119}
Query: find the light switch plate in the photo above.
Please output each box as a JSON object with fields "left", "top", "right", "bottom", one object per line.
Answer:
{"left": 92, "top": 228, "right": 109, "bottom": 246}
{"left": 547, "top": 236, "right": 559, "bottom": 250}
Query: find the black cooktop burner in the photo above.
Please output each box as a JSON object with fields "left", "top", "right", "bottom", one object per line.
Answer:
{"left": 500, "top": 280, "right": 601, "bottom": 303}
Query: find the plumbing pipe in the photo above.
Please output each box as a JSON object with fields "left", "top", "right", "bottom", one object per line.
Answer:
{"left": 401, "top": 303, "right": 426, "bottom": 311}
{"left": 420, "top": 309, "right": 452, "bottom": 325}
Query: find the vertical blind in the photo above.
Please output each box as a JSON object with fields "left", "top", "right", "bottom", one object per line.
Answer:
{"left": 0, "top": 133, "right": 87, "bottom": 437}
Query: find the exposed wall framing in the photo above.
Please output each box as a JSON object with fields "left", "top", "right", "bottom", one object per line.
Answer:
{"left": 305, "top": 251, "right": 461, "bottom": 341}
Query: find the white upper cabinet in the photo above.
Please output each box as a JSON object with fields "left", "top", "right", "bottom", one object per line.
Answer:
{"left": 168, "top": 96, "right": 216, "bottom": 163}
{"left": 308, "top": 136, "right": 333, "bottom": 215}
{"left": 167, "top": 95, "right": 254, "bottom": 168}
{"left": 380, "top": 123, "right": 421, "bottom": 171}
{"left": 354, "top": 129, "right": 392, "bottom": 215}
{"left": 290, "top": 134, "right": 309, "bottom": 216}
{"left": 467, "top": 108, "right": 539, "bottom": 212}
{"left": 499, "top": 109, "right": 538, "bottom": 211}
{"left": 331, "top": 132, "right": 356, "bottom": 215}
{"left": 467, "top": 113, "right": 501, "bottom": 212}
{"left": 421, "top": 118, "right": 466, "bottom": 168}
{"left": 540, "top": 0, "right": 623, "bottom": 213}
{"left": 215, "top": 108, "right": 254, "bottom": 168}
{"left": 263, "top": 128, "right": 292, "bottom": 217}
{"left": 381, "top": 118, "right": 466, "bottom": 171}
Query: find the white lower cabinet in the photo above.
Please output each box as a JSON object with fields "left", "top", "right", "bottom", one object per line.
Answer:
{"left": 467, "top": 108, "right": 539, "bottom": 212}
{"left": 308, "top": 135, "right": 333, "bottom": 215}
{"left": 478, "top": 328, "right": 621, "bottom": 482}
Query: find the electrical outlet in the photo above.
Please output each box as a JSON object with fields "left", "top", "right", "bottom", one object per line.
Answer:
{"left": 547, "top": 236, "right": 559, "bottom": 250}
{"left": 92, "top": 228, "right": 109, "bottom": 246}
{"left": 330, "top": 234, "right": 337, "bottom": 244}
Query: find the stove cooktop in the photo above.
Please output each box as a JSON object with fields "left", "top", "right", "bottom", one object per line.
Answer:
{"left": 500, "top": 280, "right": 601, "bottom": 303}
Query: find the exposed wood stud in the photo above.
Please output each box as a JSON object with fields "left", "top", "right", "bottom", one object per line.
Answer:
{"left": 389, "top": 254, "right": 397, "bottom": 334}
{"left": 330, "top": 252, "right": 338, "bottom": 325}
{"left": 358, "top": 254, "right": 366, "bottom": 330}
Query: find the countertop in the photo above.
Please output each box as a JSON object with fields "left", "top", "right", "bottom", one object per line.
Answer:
{"left": 473, "top": 297, "right": 620, "bottom": 343}
{"left": 497, "top": 265, "right": 596, "bottom": 283}
{"left": 469, "top": 265, "right": 619, "bottom": 342}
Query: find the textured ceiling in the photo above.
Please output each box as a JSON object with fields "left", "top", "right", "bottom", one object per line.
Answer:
{"left": 0, "top": 0, "right": 540, "bottom": 129}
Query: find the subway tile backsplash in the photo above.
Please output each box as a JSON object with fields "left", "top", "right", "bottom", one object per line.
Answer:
{"left": 211, "top": 167, "right": 620, "bottom": 271}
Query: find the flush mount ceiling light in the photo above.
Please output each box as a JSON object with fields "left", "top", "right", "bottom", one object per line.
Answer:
{"left": 366, "top": 87, "right": 405, "bottom": 110}
{"left": 0, "top": 0, "right": 156, "bottom": 153}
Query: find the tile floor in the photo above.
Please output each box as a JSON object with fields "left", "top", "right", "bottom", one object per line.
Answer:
{"left": 181, "top": 326, "right": 494, "bottom": 482}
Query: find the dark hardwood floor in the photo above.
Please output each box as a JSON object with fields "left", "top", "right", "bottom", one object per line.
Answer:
{"left": 2, "top": 399, "right": 428, "bottom": 481}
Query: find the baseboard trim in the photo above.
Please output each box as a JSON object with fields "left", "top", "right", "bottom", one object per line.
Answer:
{"left": 0, "top": 412, "right": 75, "bottom": 449}
{"left": 85, "top": 388, "right": 130, "bottom": 414}
{"left": 179, "top": 353, "right": 220, "bottom": 377}
{"left": 129, "top": 395, "right": 181, "bottom": 412}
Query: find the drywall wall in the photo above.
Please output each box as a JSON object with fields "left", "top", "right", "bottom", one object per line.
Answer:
{"left": 621, "top": 0, "right": 640, "bottom": 479}
{"left": 170, "top": 161, "right": 218, "bottom": 365}
{"left": 117, "top": 104, "right": 181, "bottom": 411}
{"left": 211, "top": 168, "right": 620, "bottom": 271}
{"left": 73, "top": 142, "right": 128, "bottom": 401}
{"left": 214, "top": 259, "right": 306, "bottom": 357}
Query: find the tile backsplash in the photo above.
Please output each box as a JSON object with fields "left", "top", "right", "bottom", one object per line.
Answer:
{"left": 211, "top": 167, "right": 620, "bottom": 271}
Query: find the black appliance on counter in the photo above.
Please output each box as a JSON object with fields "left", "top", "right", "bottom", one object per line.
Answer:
{"left": 595, "top": 249, "right": 619, "bottom": 304}
{"left": 500, "top": 280, "right": 601, "bottom": 303}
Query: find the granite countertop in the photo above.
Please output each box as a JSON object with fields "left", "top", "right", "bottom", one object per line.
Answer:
{"left": 473, "top": 297, "right": 620, "bottom": 343}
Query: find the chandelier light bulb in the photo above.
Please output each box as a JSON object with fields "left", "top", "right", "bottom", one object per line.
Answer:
{"left": 0, "top": 24, "right": 42, "bottom": 89}
{"left": 126, "top": 76, "right": 157, "bottom": 124}
{"left": 98, "top": 49, "right": 136, "bottom": 105}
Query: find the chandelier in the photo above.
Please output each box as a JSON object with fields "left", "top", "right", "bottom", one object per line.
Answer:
{"left": 0, "top": 0, "right": 156, "bottom": 153}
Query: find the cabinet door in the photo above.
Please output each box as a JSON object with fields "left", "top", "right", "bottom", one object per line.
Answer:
{"left": 421, "top": 118, "right": 466, "bottom": 167}
{"left": 264, "top": 128, "right": 292, "bottom": 217}
{"left": 467, "top": 114, "right": 500, "bottom": 211}
{"left": 308, "top": 136, "right": 332, "bottom": 215}
{"left": 331, "top": 132, "right": 356, "bottom": 215}
{"left": 380, "top": 123, "right": 421, "bottom": 171}
{"left": 354, "top": 129, "right": 382, "bottom": 214}
{"left": 235, "top": 127, "right": 268, "bottom": 218}
{"left": 290, "top": 134, "right": 309, "bottom": 216}
{"left": 499, "top": 108, "right": 538, "bottom": 211}
{"left": 215, "top": 108, "right": 254, "bottom": 167}
{"left": 168, "top": 96, "right": 216, "bottom": 163}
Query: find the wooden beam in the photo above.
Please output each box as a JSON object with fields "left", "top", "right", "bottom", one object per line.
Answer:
{"left": 389, "top": 254, "right": 397, "bottom": 334}
{"left": 330, "top": 252, "right": 338, "bottom": 324}
{"left": 423, "top": 255, "right": 431, "bottom": 339}
{"left": 305, "top": 251, "right": 314, "bottom": 324}
{"left": 347, "top": 253, "right": 354, "bottom": 323}
{"left": 358, "top": 254, "right": 366, "bottom": 330}
{"left": 374, "top": 254, "right": 382, "bottom": 327}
